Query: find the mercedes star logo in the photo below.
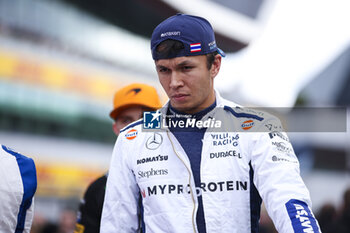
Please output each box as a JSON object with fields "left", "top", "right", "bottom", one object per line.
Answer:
{"left": 146, "top": 133, "right": 163, "bottom": 150}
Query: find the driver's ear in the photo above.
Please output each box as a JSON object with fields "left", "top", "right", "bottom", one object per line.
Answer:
{"left": 210, "top": 54, "right": 221, "bottom": 78}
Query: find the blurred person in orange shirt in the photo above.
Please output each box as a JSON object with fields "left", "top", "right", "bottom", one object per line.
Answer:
{"left": 74, "top": 83, "right": 161, "bottom": 233}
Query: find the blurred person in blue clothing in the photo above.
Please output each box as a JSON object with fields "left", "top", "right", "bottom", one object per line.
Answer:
{"left": 0, "top": 144, "right": 37, "bottom": 233}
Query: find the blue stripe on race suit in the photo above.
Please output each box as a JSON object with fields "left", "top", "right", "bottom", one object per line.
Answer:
{"left": 120, "top": 120, "right": 143, "bottom": 133}
{"left": 170, "top": 126, "right": 207, "bottom": 233}
{"left": 168, "top": 102, "right": 216, "bottom": 233}
{"left": 285, "top": 199, "right": 320, "bottom": 233}
{"left": 249, "top": 162, "right": 262, "bottom": 233}
{"left": 223, "top": 106, "right": 264, "bottom": 121}
{"left": 2, "top": 145, "right": 37, "bottom": 233}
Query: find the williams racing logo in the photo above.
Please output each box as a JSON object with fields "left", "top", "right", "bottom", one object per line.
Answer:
{"left": 140, "top": 180, "right": 248, "bottom": 198}
{"left": 211, "top": 133, "right": 239, "bottom": 147}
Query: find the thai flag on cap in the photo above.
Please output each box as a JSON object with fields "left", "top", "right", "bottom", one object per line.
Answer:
{"left": 190, "top": 43, "right": 201, "bottom": 53}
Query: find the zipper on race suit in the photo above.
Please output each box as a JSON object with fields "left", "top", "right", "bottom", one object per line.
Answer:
{"left": 166, "top": 130, "right": 197, "bottom": 233}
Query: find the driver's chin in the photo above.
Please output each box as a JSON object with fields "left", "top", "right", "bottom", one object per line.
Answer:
{"left": 171, "top": 104, "right": 188, "bottom": 113}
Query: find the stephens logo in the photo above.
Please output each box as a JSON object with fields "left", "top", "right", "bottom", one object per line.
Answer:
{"left": 141, "top": 180, "right": 248, "bottom": 198}
{"left": 138, "top": 168, "right": 168, "bottom": 179}
{"left": 125, "top": 129, "right": 138, "bottom": 140}
{"left": 241, "top": 120, "right": 254, "bottom": 130}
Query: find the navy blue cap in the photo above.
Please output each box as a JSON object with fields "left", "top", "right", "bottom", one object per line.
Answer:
{"left": 151, "top": 14, "right": 226, "bottom": 60}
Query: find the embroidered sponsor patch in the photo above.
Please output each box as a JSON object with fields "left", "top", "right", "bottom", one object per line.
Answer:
{"left": 125, "top": 129, "right": 138, "bottom": 140}
{"left": 241, "top": 120, "right": 254, "bottom": 130}
{"left": 285, "top": 199, "right": 320, "bottom": 233}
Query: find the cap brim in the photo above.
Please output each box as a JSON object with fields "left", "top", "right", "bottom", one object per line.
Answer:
{"left": 217, "top": 47, "right": 226, "bottom": 57}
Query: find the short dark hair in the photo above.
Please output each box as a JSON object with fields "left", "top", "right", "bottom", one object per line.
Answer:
{"left": 206, "top": 51, "right": 218, "bottom": 70}
{"left": 155, "top": 39, "right": 218, "bottom": 69}
{"left": 155, "top": 39, "right": 184, "bottom": 60}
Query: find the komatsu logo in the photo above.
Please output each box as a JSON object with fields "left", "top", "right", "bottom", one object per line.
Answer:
{"left": 137, "top": 155, "right": 168, "bottom": 165}
{"left": 294, "top": 203, "right": 314, "bottom": 232}
{"left": 286, "top": 199, "right": 319, "bottom": 233}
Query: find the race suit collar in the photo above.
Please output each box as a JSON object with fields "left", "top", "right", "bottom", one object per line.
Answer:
{"left": 168, "top": 100, "right": 216, "bottom": 120}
